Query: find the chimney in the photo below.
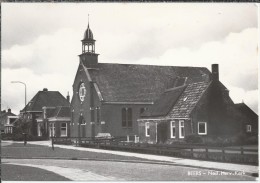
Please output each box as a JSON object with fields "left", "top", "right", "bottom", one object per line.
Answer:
{"left": 43, "top": 88, "right": 48, "bottom": 91}
{"left": 8, "top": 108, "right": 11, "bottom": 113}
{"left": 211, "top": 64, "right": 219, "bottom": 81}
{"left": 67, "top": 92, "right": 70, "bottom": 103}
{"left": 3, "top": 110, "right": 6, "bottom": 113}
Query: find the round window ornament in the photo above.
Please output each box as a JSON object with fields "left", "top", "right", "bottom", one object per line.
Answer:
{"left": 79, "top": 83, "right": 86, "bottom": 101}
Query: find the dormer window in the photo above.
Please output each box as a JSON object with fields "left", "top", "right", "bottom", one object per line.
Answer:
{"left": 174, "top": 77, "right": 187, "bottom": 87}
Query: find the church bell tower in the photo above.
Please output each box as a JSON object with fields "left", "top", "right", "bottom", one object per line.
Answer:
{"left": 80, "top": 17, "right": 99, "bottom": 68}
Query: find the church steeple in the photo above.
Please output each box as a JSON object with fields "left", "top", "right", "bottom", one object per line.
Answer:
{"left": 82, "top": 15, "right": 95, "bottom": 53}
{"left": 80, "top": 15, "right": 99, "bottom": 68}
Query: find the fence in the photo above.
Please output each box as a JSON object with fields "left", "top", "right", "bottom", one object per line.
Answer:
{"left": 52, "top": 136, "right": 258, "bottom": 165}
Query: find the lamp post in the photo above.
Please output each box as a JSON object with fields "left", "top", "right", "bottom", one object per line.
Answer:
{"left": 11, "top": 81, "right": 27, "bottom": 113}
{"left": 11, "top": 81, "right": 27, "bottom": 145}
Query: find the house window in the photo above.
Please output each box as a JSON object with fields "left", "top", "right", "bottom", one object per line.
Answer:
{"left": 122, "top": 108, "right": 132, "bottom": 127}
{"left": 198, "top": 122, "right": 207, "bottom": 135}
{"left": 170, "top": 121, "right": 176, "bottom": 138}
{"left": 43, "top": 108, "right": 47, "bottom": 119}
{"left": 49, "top": 123, "right": 55, "bottom": 137}
{"left": 60, "top": 123, "right": 67, "bottom": 137}
{"left": 246, "top": 125, "right": 252, "bottom": 132}
{"left": 179, "top": 120, "right": 185, "bottom": 138}
{"left": 145, "top": 122, "right": 150, "bottom": 137}
{"left": 37, "top": 123, "right": 42, "bottom": 137}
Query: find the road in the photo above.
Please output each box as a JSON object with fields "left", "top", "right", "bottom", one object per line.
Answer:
{"left": 2, "top": 158, "right": 256, "bottom": 181}
{"left": 1, "top": 141, "right": 258, "bottom": 181}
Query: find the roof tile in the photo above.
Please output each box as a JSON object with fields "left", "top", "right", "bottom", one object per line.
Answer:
{"left": 86, "top": 63, "right": 211, "bottom": 102}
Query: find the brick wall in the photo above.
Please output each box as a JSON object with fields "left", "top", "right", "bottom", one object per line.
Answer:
{"left": 101, "top": 104, "right": 149, "bottom": 137}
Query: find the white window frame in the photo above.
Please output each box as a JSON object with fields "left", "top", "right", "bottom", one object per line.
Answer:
{"left": 60, "top": 122, "right": 67, "bottom": 137}
{"left": 179, "top": 120, "right": 185, "bottom": 138}
{"left": 246, "top": 125, "right": 252, "bottom": 132}
{"left": 198, "top": 122, "right": 207, "bottom": 135}
{"left": 170, "top": 121, "right": 176, "bottom": 138}
{"left": 37, "top": 123, "right": 42, "bottom": 137}
{"left": 49, "top": 123, "right": 55, "bottom": 137}
{"left": 145, "top": 122, "right": 150, "bottom": 137}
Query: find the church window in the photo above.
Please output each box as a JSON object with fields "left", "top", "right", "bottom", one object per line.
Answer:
{"left": 122, "top": 108, "right": 132, "bottom": 128}
{"left": 96, "top": 107, "right": 100, "bottom": 125}
{"left": 122, "top": 108, "right": 127, "bottom": 127}
{"left": 128, "top": 108, "right": 132, "bottom": 127}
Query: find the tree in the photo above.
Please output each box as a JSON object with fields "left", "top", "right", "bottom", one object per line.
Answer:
{"left": 13, "top": 117, "right": 32, "bottom": 135}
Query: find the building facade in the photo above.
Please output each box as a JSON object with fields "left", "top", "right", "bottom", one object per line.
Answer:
{"left": 138, "top": 64, "right": 257, "bottom": 144}
{"left": 70, "top": 23, "right": 212, "bottom": 139}
{"left": 21, "top": 88, "right": 70, "bottom": 136}
{"left": 235, "top": 103, "right": 258, "bottom": 136}
{"left": 36, "top": 106, "right": 70, "bottom": 137}
{"left": 0, "top": 109, "right": 18, "bottom": 134}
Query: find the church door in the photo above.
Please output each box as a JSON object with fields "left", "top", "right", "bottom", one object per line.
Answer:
{"left": 78, "top": 116, "right": 86, "bottom": 138}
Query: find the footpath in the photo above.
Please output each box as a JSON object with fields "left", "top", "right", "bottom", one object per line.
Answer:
{"left": 3, "top": 140, "right": 259, "bottom": 177}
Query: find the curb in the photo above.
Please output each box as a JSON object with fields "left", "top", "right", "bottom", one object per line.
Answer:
{"left": 2, "top": 156, "right": 258, "bottom": 178}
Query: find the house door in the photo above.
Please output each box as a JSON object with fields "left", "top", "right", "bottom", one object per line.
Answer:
{"left": 157, "top": 122, "right": 168, "bottom": 143}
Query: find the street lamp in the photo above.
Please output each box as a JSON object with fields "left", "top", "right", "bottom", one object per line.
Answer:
{"left": 11, "top": 81, "right": 27, "bottom": 113}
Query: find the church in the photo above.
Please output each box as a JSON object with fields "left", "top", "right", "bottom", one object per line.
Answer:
{"left": 70, "top": 22, "right": 257, "bottom": 142}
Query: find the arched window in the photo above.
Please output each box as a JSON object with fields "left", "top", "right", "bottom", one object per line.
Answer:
{"left": 128, "top": 108, "right": 132, "bottom": 127}
{"left": 122, "top": 108, "right": 132, "bottom": 128}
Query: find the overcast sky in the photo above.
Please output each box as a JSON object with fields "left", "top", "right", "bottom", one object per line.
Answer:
{"left": 1, "top": 3, "right": 258, "bottom": 114}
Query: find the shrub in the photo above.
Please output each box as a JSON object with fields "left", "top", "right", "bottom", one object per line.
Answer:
{"left": 12, "top": 133, "right": 48, "bottom": 141}
{"left": 13, "top": 133, "right": 25, "bottom": 141}
{"left": 1, "top": 133, "right": 14, "bottom": 140}
{"left": 185, "top": 135, "right": 203, "bottom": 144}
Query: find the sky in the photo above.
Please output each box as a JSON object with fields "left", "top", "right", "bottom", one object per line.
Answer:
{"left": 1, "top": 3, "right": 259, "bottom": 115}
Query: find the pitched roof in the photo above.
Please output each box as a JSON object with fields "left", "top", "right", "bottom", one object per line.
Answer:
{"left": 141, "top": 85, "right": 186, "bottom": 117}
{"left": 0, "top": 111, "right": 17, "bottom": 118}
{"left": 235, "top": 103, "right": 258, "bottom": 118}
{"left": 167, "top": 81, "right": 210, "bottom": 118}
{"left": 52, "top": 106, "right": 71, "bottom": 118}
{"left": 85, "top": 63, "right": 211, "bottom": 102}
{"left": 141, "top": 81, "right": 210, "bottom": 118}
{"left": 23, "top": 90, "right": 70, "bottom": 112}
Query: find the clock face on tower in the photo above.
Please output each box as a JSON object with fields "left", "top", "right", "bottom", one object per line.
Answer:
{"left": 79, "top": 83, "right": 86, "bottom": 102}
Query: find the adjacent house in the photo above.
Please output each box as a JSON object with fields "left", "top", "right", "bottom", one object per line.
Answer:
{"left": 0, "top": 109, "right": 18, "bottom": 134}
{"left": 20, "top": 88, "right": 70, "bottom": 136}
{"left": 36, "top": 106, "right": 70, "bottom": 137}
